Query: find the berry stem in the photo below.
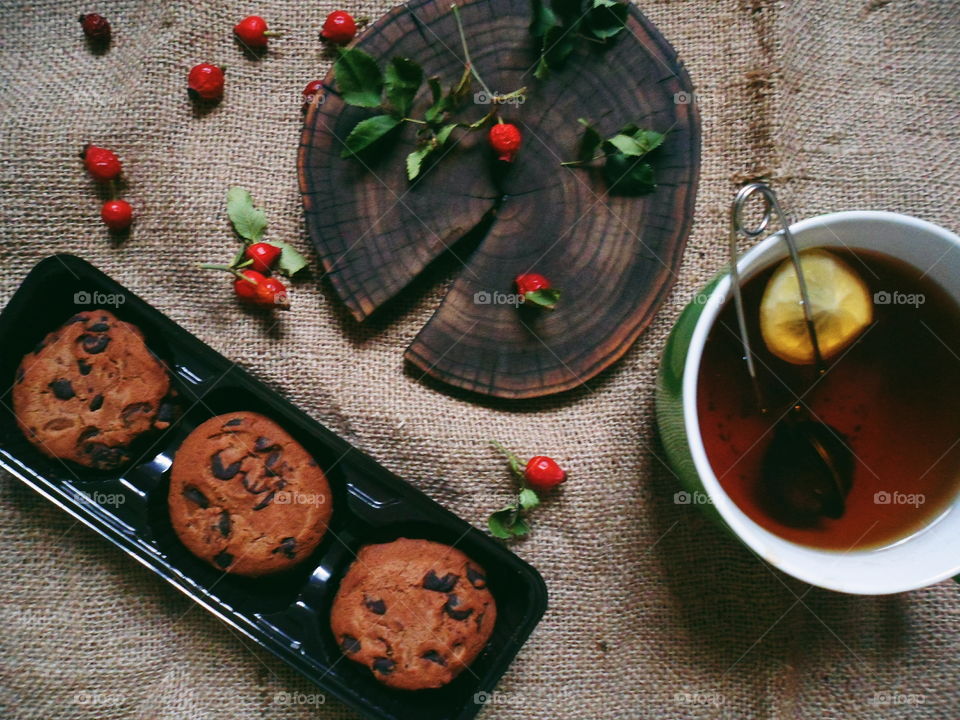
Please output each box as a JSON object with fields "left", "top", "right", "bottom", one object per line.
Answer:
{"left": 451, "top": 3, "right": 493, "bottom": 99}
{"left": 197, "top": 263, "right": 257, "bottom": 283}
{"left": 560, "top": 154, "right": 607, "bottom": 166}
{"left": 576, "top": 32, "right": 607, "bottom": 44}
{"left": 492, "top": 87, "right": 526, "bottom": 104}
{"left": 491, "top": 440, "right": 526, "bottom": 482}
{"left": 466, "top": 108, "right": 497, "bottom": 129}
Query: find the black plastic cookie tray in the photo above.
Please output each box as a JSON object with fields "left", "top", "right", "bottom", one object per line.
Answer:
{"left": 0, "top": 254, "right": 547, "bottom": 720}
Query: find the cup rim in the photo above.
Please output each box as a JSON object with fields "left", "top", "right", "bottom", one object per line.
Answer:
{"left": 682, "top": 210, "right": 960, "bottom": 594}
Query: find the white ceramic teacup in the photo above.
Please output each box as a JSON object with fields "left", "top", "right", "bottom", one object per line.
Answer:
{"left": 656, "top": 210, "right": 960, "bottom": 594}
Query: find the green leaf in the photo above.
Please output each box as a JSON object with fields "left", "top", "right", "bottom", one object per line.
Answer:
{"left": 335, "top": 48, "right": 383, "bottom": 108}
{"left": 586, "top": 0, "right": 627, "bottom": 39}
{"left": 428, "top": 76, "right": 442, "bottom": 105}
{"left": 488, "top": 506, "right": 530, "bottom": 538}
{"left": 543, "top": 24, "right": 576, "bottom": 69}
{"left": 488, "top": 507, "right": 519, "bottom": 539}
{"left": 424, "top": 103, "right": 444, "bottom": 125}
{"left": 519, "top": 488, "right": 541, "bottom": 511}
{"left": 509, "top": 516, "right": 531, "bottom": 536}
{"left": 607, "top": 133, "right": 648, "bottom": 156}
{"left": 450, "top": 64, "right": 472, "bottom": 106}
{"left": 577, "top": 118, "right": 602, "bottom": 163}
{"left": 226, "top": 187, "right": 267, "bottom": 243}
{"left": 529, "top": 0, "right": 557, "bottom": 37}
{"left": 424, "top": 77, "right": 445, "bottom": 123}
{"left": 268, "top": 240, "right": 309, "bottom": 276}
{"left": 435, "top": 123, "right": 457, "bottom": 145}
{"left": 603, "top": 153, "right": 656, "bottom": 195}
{"left": 524, "top": 288, "right": 562, "bottom": 310}
{"left": 340, "top": 115, "right": 401, "bottom": 158}
{"left": 406, "top": 146, "right": 432, "bottom": 181}
{"left": 630, "top": 128, "right": 665, "bottom": 153}
{"left": 425, "top": 101, "right": 445, "bottom": 125}
{"left": 406, "top": 124, "right": 456, "bottom": 181}
{"left": 385, "top": 57, "right": 423, "bottom": 117}
{"left": 534, "top": 54, "right": 550, "bottom": 80}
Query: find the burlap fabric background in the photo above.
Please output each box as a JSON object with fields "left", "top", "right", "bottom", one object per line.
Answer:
{"left": 1, "top": 1, "right": 958, "bottom": 718}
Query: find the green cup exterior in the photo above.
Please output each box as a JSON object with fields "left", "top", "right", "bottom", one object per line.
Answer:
{"left": 655, "top": 274, "right": 725, "bottom": 526}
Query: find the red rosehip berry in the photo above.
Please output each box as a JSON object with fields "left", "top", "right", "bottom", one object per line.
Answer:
{"left": 188, "top": 63, "right": 225, "bottom": 102}
{"left": 256, "top": 276, "right": 290, "bottom": 309}
{"left": 515, "top": 273, "right": 560, "bottom": 310}
{"left": 100, "top": 199, "right": 133, "bottom": 231}
{"left": 234, "top": 15, "right": 277, "bottom": 49}
{"left": 524, "top": 456, "right": 566, "bottom": 491}
{"left": 232, "top": 270, "right": 290, "bottom": 309}
{"left": 245, "top": 242, "right": 282, "bottom": 273}
{"left": 321, "top": 11, "right": 357, "bottom": 45}
{"left": 515, "top": 273, "right": 549, "bottom": 295}
{"left": 489, "top": 122, "right": 522, "bottom": 162}
{"left": 302, "top": 79, "right": 324, "bottom": 111}
{"left": 79, "top": 13, "right": 111, "bottom": 42}
{"left": 81, "top": 145, "right": 122, "bottom": 182}
{"left": 233, "top": 269, "right": 267, "bottom": 302}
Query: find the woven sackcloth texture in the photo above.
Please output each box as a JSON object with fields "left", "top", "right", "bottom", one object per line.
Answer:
{"left": 1, "top": 0, "right": 958, "bottom": 718}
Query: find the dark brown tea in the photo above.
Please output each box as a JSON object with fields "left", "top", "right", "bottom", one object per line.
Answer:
{"left": 698, "top": 249, "right": 960, "bottom": 550}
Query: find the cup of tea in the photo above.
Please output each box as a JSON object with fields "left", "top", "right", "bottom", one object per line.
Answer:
{"left": 656, "top": 209, "right": 960, "bottom": 593}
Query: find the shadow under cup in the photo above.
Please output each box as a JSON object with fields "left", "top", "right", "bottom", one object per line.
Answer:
{"left": 656, "top": 211, "right": 960, "bottom": 594}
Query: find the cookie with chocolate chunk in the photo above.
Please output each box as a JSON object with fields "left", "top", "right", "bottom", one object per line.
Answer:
{"left": 168, "top": 412, "right": 333, "bottom": 577}
{"left": 12, "top": 309, "right": 171, "bottom": 469}
{"left": 330, "top": 538, "right": 496, "bottom": 690}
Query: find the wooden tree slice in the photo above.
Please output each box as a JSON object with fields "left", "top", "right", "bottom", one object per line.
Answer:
{"left": 299, "top": 0, "right": 700, "bottom": 398}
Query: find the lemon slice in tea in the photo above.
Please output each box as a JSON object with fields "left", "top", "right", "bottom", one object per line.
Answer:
{"left": 759, "top": 249, "right": 873, "bottom": 365}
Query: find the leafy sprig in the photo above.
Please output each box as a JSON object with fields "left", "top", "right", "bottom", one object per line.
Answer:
{"left": 530, "top": 0, "right": 629, "bottom": 79}
{"left": 487, "top": 441, "right": 544, "bottom": 539}
{"left": 198, "top": 188, "right": 309, "bottom": 287}
{"left": 335, "top": 5, "right": 525, "bottom": 181}
{"left": 562, "top": 119, "right": 665, "bottom": 195}
{"left": 224, "top": 187, "right": 308, "bottom": 276}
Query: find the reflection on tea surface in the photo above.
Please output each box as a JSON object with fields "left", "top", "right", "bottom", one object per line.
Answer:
{"left": 698, "top": 249, "right": 960, "bottom": 550}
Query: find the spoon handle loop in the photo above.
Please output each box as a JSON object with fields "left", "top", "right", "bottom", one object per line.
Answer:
{"left": 728, "top": 182, "right": 826, "bottom": 413}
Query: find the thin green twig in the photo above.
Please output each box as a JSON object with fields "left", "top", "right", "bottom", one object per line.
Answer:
{"left": 451, "top": 4, "right": 492, "bottom": 98}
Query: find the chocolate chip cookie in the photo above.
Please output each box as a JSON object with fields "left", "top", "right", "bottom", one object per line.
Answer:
{"left": 330, "top": 538, "right": 497, "bottom": 690}
{"left": 168, "top": 412, "right": 333, "bottom": 577}
{"left": 12, "top": 310, "right": 172, "bottom": 469}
